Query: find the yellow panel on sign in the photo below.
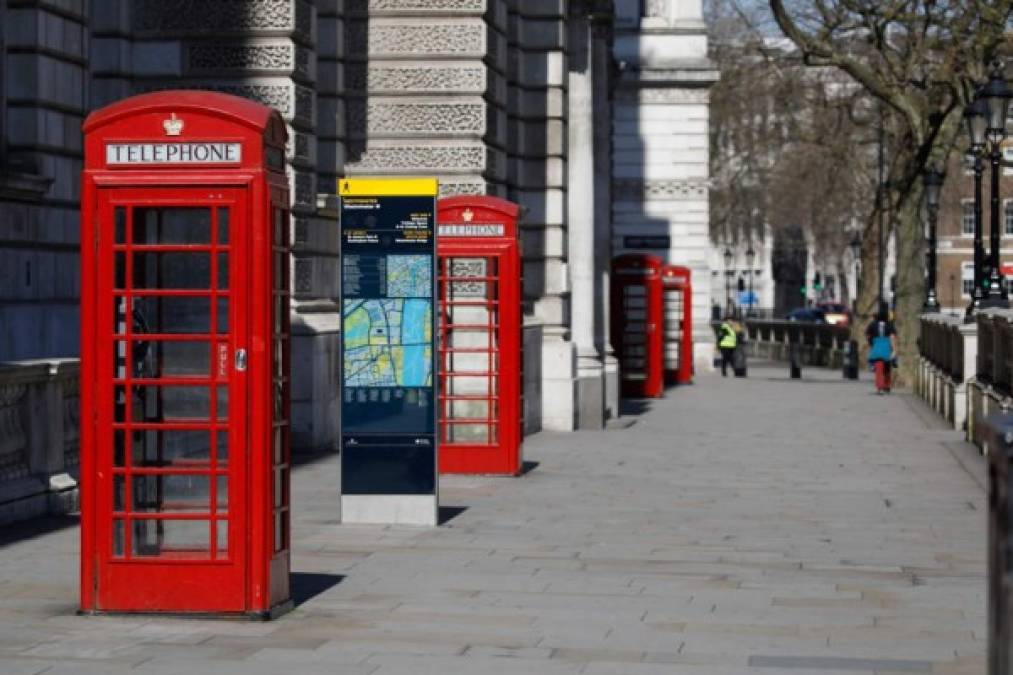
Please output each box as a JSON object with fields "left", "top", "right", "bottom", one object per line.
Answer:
{"left": 338, "top": 177, "right": 439, "bottom": 197}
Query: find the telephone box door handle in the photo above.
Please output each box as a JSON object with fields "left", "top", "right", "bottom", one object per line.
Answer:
{"left": 235, "top": 349, "right": 247, "bottom": 372}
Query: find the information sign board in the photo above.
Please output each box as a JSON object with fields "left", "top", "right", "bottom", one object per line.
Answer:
{"left": 339, "top": 178, "right": 439, "bottom": 525}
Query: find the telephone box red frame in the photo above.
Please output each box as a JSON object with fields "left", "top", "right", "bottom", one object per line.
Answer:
{"left": 80, "top": 91, "right": 292, "bottom": 617}
{"left": 611, "top": 254, "right": 664, "bottom": 398}
{"left": 436, "top": 196, "right": 522, "bottom": 475}
{"left": 662, "top": 265, "right": 693, "bottom": 385}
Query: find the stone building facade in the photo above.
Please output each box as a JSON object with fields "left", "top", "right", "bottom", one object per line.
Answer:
{"left": 0, "top": 0, "right": 714, "bottom": 507}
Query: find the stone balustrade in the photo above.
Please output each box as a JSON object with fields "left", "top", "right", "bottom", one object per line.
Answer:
{"left": 0, "top": 358, "right": 80, "bottom": 524}
{"left": 917, "top": 313, "right": 976, "bottom": 434}
{"left": 965, "top": 309, "right": 1013, "bottom": 452}
{"left": 743, "top": 320, "right": 851, "bottom": 367}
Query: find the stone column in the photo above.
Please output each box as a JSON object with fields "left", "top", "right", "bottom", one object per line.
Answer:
{"left": 591, "top": 8, "right": 618, "bottom": 421}
{"left": 611, "top": 0, "right": 717, "bottom": 371}
{"left": 568, "top": 3, "right": 605, "bottom": 429}
{"left": 507, "top": 2, "right": 575, "bottom": 431}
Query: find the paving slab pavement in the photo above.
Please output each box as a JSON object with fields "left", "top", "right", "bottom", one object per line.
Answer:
{"left": 0, "top": 363, "right": 986, "bottom": 674}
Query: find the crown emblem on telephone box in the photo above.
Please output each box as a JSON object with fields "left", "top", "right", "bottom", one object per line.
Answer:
{"left": 462, "top": 208, "right": 474, "bottom": 222}
{"left": 163, "top": 113, "right": 184, "bottom": 136}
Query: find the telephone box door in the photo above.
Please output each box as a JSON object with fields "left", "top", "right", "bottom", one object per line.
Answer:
{"left": 436, "top": 196, "right": 522, "bottom": 476}
{"left": 611, "top": 255, "right": 664, "bottom": 399}
{"left": 93, "top": 187, "right": 248, "bottom": 612}
{"left": 662, "top": 265, "right": 693, "bottom": 385}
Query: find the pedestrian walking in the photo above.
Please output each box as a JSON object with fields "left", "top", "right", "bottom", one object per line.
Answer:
{"left": 865, "top": 302, "right": 897, "bottom": 394}
{"left": 718, "top": 316, "right": 738, "bottom": 377}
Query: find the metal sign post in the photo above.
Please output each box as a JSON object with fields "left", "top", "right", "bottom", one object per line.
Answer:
{"left": 339, "top": 178, "right": 439, "bottom": 526}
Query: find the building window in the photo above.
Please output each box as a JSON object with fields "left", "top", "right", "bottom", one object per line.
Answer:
{"left": 1005, "top": 200, "right": 1013, "bottom": 236}
{"left": 961, "top": 200, "right": 975, "bottom": 236}
{"left": 962, "top": 263, "right": 975, "bottom": 298}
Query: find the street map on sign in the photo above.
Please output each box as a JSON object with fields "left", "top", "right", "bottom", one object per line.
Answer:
{"left": 386, "top": 255, "right": 432, "bottom": 299}
{"left": 343, "top": 253, "right": 433, "bottom": 388}
{"left": 342, "top": 299, "right": 433, "bottom": 387}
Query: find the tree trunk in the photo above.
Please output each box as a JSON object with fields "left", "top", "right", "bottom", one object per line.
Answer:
{"left": 891, "top": 186, "right": 925, "bottom": 386}
{"left": 850, "top": 209, "right": 886, "bottom": 361}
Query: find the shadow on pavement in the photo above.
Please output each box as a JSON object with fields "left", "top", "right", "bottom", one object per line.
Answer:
{"left": 438, "top": 506, "right": 468, "bottom": 525}
{"left": 291, "top": 572, "right": 345, "bottom": 607}
{"left": 520, "top": 461, "right": 539, "bottom": 475}
{"left": 620, "top": 398, "right": 654, "bottom": 417}
{"left": 0, "top": 514, "right": 79, "bottom": 549}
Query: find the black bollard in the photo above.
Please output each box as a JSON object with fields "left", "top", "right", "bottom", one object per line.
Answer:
{"left": 842, "top": 340, "right": 859, "bottom": 380}
{"left": 733, "top": 343, "right": 747, "bottom": 378}
{"left": 789, "top": 343, "right": 801, "bottom": 379}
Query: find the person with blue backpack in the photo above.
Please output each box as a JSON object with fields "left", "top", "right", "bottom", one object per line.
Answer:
{"left": 865, "top": 301, "right": 897, "bottom": 394}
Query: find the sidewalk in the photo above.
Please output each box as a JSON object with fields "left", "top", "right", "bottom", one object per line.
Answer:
{"left": 0, "top": 363, "right": 986, "bottom": 674}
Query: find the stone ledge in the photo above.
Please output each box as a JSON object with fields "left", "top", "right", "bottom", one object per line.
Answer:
{"left": 0, "top": 170, "right": 53, "bottom": 202}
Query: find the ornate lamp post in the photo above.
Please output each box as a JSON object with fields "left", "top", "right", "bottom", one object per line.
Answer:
{"left": 922, "top": 165, "right": 944, "bottom": 312}
{"left": 980, "top": 65, "right": 1011, "bottom": 309}
{"left": 723, "top": 247, "right": 733, "bottom": 316}
{"left": 745, "top": 245, "right": 756, "bottom": 317}
{"left": 965, "top": 96, "right": 989, "bottom": 319}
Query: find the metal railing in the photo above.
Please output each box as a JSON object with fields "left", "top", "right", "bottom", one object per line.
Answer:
{"left": 743, "top": 319, "right": 851, "bottom": 366}
{"left": 977, "top": 310, "right": 1013, "bottom": 397}
{"left": 920, "top": 314, "right": 966, "bottom": 383}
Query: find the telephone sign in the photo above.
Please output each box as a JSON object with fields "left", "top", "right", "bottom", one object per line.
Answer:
{"left": 339, "top": 178, "right": 439, "bottom": 526}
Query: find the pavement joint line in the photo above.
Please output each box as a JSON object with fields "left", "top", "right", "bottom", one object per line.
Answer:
{"left": 748, "top": 654, "right": 933, "bottom": 672}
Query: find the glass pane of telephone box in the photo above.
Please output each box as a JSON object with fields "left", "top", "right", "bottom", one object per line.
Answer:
{"left": 444, "top": 257, "right": 498, "bottom": 444}
{"left": 133, "top": 208, "right": 211, "bottom": 245}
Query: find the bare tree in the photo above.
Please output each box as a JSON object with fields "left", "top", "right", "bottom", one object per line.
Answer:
{"left": 768, "top": 0, "right": 1011, "bottom": 383}
{"left": 709, "top": 1, "right": 876, "bottom": 308}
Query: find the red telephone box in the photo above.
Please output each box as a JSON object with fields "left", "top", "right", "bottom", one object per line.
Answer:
{"left": 436, "top": 196, "right": 522, "bottom": 475}
{"left": 79, "top": 91, "right": 292, "bottom": 617}
{"left": 611, "top": 254, "right": 664, "bottom": 399}
{"left": 662, "top": 265, "right": 693, "bottom": 385}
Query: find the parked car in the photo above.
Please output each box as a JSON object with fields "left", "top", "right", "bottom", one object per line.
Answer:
{"left": 785, "top": 308, "right": 826, "bottom": 323}
{"left": 817, "top": 303, "right": 851, "bottom": 327}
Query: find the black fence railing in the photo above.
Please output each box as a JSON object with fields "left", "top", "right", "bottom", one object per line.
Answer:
{"left": 976, "top": 310, "right": 1013, "bottom": 397}
{"left": 920, "top": 314, "right": 965, "bottom": 383}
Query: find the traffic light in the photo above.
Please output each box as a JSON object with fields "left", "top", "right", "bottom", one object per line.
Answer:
{"left": 813, "top": 272, "right": 822, "bottom": 291}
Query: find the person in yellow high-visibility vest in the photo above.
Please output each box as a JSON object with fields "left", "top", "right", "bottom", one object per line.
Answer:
{"left": 718, "top": 319, "right": 738, "bottom": 377}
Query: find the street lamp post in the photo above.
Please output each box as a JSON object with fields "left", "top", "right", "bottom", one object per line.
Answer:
{"left": 980, "top": 65, "right": 1011, "bottom": 309}
{"left": 965, "top": 96, "right": 989, "bottom": 319}
{"left": 723, "top": 247, "right": 733, "bottom": 317}
{"left": 922, "top": 165, "right": 944, "bottom": 313}
{"left": 745, "top": 246, "right": 756, "bottom": 318}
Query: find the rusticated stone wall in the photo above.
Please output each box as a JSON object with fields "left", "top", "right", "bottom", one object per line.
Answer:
{"left": 89, "top": 0, "right": 341, "bottom": 450}
{"left": 344, "top": 0, "right": 501, "bottom": 199}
